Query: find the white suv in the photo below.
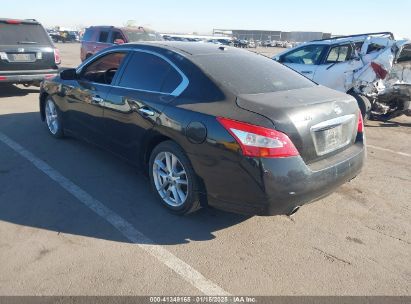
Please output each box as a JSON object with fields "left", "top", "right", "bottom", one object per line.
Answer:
{"left": 273, "top": 32, "right": 410, "bottom": 118}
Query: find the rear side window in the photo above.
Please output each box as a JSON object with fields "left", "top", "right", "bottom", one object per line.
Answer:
{"left": 0, "top": 22, "right": 51, "bottom": 45}
{"left": 195, "top": 53, "right": 316, "bottom": 94}
{"left": 98, "top": 31, "right": 109, "bottom": 43}
{"left": 118, "top": 52, "right": 182, "bottom": 94}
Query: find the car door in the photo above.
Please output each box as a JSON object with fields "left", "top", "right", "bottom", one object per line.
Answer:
{"left": 278, "top": 44, "right": 326, "bottom": 80}
{"left": 313, "top": 44, "right": 363, "bottom": 92}
{"left": 63, "top": 51, "right": 128, "bottom": 145}
{"left": 103, "top": 50, "right": 187, "bottom": 163}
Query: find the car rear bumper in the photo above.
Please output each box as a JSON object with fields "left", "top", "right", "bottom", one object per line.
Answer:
{"left": 0, "top": 70, "right": 58, "bottom": 84}
{"left": 207, "top": 143, "right": 366, "bottom": 216}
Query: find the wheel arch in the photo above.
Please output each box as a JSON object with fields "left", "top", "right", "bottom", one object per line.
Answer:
{"left": 142, "top": 131, "right": 208, "bottom": 207}
{"left": 141, "top": 132, "right": 172, "bottom": 173}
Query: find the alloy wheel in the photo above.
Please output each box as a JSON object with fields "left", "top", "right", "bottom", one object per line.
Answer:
{"left": 45, "top": 99, "right": 59, "bottom": 135}
{"left": 152, "top": 151, "right": 188, "bottom": 207}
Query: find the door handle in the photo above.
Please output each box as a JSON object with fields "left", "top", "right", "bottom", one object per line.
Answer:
{"left": 138, "top": 107, "right": 155, "bottom": 116}
{"left": 301, "top": 71, "right": 313, "bottom": 74}
{"left": 92, "top": 96, "right": 104, "bottom": 104}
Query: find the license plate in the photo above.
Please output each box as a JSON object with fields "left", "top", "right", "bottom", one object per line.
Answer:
{"left": 323, "top": 125, "right": 343, "bottom": 150}
{"left": 11, "top": 53, "right": 32, "bottom": 62}
{"left": 311, "top": 115, "right": 355, "bottom": 156}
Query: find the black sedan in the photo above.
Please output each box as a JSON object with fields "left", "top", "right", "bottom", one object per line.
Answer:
{"left": 39, "top": 42, "right": 365, "bottom": 216}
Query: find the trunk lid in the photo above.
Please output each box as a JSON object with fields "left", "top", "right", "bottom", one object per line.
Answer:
{"left": 236, "top": 86, "right": 360, "bottom": 163}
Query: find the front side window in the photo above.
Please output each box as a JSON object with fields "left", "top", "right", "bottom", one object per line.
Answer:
{"left": 326, "top": 45, "right": 352, "bottom": 63}
{"left": 81, "top": 52, "right": 127, "bottom": 85}
{"left": 118, "top": 52, "right": 182, "bottom": 94}
{"left": 98, "top": 31, "right": 109, "bottom": 43}
{"left": 111, "top": 31, "right": 125, "bottom": 43}
{"left": 281, "top": 45, "right": 325, "bottom": 65}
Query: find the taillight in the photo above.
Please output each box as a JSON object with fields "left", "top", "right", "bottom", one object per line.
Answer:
{"left": 357, "top": 112, "right": 364, "bottom": 133}
{"left": 217, "top": 117, "right": 299, "bottom": 158}
{"left": 54, "top": 48, "right": 61, "bottom": 65}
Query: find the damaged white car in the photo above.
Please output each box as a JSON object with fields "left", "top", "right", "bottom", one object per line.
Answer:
{"left": 273, "top": 32, "right": 411, "bottom": 120}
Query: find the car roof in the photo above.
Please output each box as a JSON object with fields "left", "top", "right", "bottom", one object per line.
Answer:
{"left": 0, "top": 18, "right": 40, "bottom": 25}
{"left": 116, "top": 41, "right": 249, "bottom": 56}
{"left": 86, "top": 25, "right": 157, "bottom": 32}
{"left": 307, "top": 32, "right": 394, "bottom": 45}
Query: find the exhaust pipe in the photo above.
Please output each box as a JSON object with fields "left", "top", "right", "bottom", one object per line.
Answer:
{"left": 288, "top": 206, "right": 301, "bottom": 216}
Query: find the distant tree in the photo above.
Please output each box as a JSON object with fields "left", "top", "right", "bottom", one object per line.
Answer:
{"left": 124, "top": 20, "right": 137, "bottom": 27}
{"left": 75, "top": 24, "right": 86, "bottom": 31}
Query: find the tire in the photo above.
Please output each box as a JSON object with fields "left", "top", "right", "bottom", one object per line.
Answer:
{"left": 149, "top": 141, "right": 201, "bottom": 215}
{"left": 44, "top": 97, "right": 64, "bottom": 138}
{"left": 348, "top": 92, "right": 371, "bottom": 121}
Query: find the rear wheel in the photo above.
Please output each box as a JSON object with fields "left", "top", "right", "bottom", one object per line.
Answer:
{"left": 349, "top": 92, "right": 371, "bottom": 121}
{"left": 149, "top": 141, "right": 201, "bottom": 215}
{"left": 44, "top": 97, "right": 64, "bottom": 138}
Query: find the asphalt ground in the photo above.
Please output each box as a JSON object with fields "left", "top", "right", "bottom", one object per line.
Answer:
{"left": 0, "top": 43, "right": 410, "bottom": 296}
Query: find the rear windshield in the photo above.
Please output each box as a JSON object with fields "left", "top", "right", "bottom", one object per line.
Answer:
{"left": 0, "top": 22, "right": 51, "bottom": 45}
{"left": 195, "top": 53, "right": 316, "bottom": 94}
{"left": 123, "top": 29, "right": 163, "bottom": 42}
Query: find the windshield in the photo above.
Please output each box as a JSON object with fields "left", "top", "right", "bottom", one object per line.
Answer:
{"left": 281, "top": 45, "right": 326, "bottom": 65}
{"left": 123, "top": 29, "right": 163, "bottom": 42}
{"left": 195, "top": 53, "right": 316, "bottom": 94}
{"left": 0, "top": 22, "right": 51, "bottom": 45}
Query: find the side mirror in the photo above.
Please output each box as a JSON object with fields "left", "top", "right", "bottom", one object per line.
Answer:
{"left": 114, "top": 39, "right": 125, "bottom": 45}
{"left": 60, "top": 68, "right": 77, "bottom": 80}
{"left": 273, "top": 56, "right": 281, "bottom": 62}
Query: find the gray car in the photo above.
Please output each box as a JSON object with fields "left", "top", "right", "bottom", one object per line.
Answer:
{"left": 0, "top": 18, "right": 60, "bottom": 86}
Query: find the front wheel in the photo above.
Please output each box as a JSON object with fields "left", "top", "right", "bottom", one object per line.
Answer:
{"left": 44, "top": 97, "right": 64, "bottom": 138}
{"left": 149, "top": 141, "right": 201, "bottom": 215}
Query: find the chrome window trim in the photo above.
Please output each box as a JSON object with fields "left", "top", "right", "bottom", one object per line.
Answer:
{"left": 76, "top": 47, "right": 189, "bottom": 97}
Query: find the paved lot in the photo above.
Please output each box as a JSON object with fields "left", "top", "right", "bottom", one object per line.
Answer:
{"left": 0, "top": 43, "right": 410, "bottom": 296}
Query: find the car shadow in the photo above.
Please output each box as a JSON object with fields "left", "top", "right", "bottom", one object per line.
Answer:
{"left": 0, "top": 112, "right": 250, "bottom": 245}
{"left": 0, "top": 84, "right": 39, "bottom": 98}
{"left": 365, "top": 120, "right": 411, "bottom": 128}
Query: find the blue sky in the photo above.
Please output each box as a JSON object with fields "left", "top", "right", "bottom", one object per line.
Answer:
{"left": 2, "top": 0, "right": 410, "bottom": 38}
